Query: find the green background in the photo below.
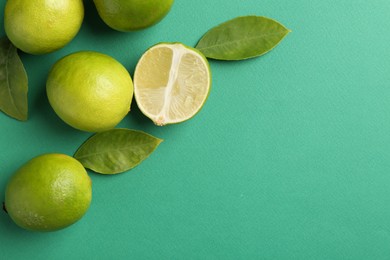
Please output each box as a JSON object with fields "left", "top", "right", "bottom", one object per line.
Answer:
{"left": 1, "top": 0, "right": 390, "bottom": 259}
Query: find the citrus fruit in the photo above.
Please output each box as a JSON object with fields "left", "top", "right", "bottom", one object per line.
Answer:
{"left": 133, "top": 42, "right": 211, "bottom": 126}
{"left": 4, "top": 153, "right": 92, "bottom": 232}
{"left": 93, "top": 0, "right": 174, "bottom": 31}
{"left": 46, "top": 51, "right": 133, "bottom": 132}
{"left": 4, "top": 0, "right": 84, "bottom": 55}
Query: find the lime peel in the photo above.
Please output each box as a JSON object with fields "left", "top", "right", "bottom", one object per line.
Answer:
{"left": 4, "top": 153, "right": 92, "bottom": 232}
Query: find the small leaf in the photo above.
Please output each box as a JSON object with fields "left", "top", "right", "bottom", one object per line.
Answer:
{"left": 196, "top": 16, "right": 290, "bottom": 60}
{"left": 74, "top": 128, "right": 163, "bottom": 174}
{"left": 0, "top": 37, "right": 28, "bottom": 120}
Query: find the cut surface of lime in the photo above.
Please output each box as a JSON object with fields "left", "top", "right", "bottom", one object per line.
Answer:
{"left": 134, "top": 43, "right": 211, "bottom": 126}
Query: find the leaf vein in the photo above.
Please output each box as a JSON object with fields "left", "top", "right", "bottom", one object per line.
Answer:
{"left": 75, "top": 142, "right": 158, "bottom": 160}
{"left": 5, "top": 44, "right": 22, "bottom": 117}
{"left": 197, "top": 31, "right": 287, "bottom": 52}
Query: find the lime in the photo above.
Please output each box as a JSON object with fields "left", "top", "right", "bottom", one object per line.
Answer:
{"left": 133, "top": 43, "right": 211, "bottom": 126}
{"left": 4, "top": 0, "right": 84, "bottom": 55}
{"left": 93, "top": 0, "right": 174, "bottom": 31}
{"left": 46, "top": 51, "right": 133, "bottom": 132}
{"left": 4, "top": 154, "right": 92, "bottom": 232}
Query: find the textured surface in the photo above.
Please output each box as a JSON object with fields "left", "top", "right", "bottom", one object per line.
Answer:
{"left": 1, "top": 0, "right": 390, "bottom": 259}
{"left": 93, "top": 0, "right": 174, "bottom": 31}
{"left": 4, "top": 0, "right": 84, "bottom": 54}
{"left": 5, "top": 154, "right": 91, "bottom": 231}
{"left": 46, "top": 51, "right": 133, "bottom": 132}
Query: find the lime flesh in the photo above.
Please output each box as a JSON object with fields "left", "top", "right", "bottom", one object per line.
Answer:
{"left": 134, "top": 42, "right": 211, "bottom": 126}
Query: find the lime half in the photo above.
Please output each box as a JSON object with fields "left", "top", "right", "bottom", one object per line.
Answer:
{"left": 134, "top": 43, "right": 211, "bottom": 126}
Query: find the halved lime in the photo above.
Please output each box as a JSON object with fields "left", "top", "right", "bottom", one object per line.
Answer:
{"left": 133, "top": 43, "right": 211, "bottom": 126}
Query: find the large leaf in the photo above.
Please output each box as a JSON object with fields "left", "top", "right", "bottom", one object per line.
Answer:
{"left": 74, "top": 128, "right": 163, "bottom": 174}
{"left": 196, "top": 16, "right": 290, "bottom": 60}
{"left": 0, "top": 37, "right": 28, "bottom": 120}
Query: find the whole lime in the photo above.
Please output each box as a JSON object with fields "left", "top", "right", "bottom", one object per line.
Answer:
{"left": 46, "top": 51, "right": 133, "bottom": 132}
{"left": 4, "top": 154, "right": 92, "bottom": 232}
{"left": 93, "top": 0, "right": 174, "bottom": 31}
{"left": 4, "top": 0, "right": 84, "bottom": 55}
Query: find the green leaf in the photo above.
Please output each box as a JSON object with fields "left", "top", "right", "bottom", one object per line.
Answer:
{"left": 0, "top": 37, "right": 28, "bottom": 120}
{"left": 196, "top": 16, "right": 290, "bottom": 60}
{"left": 74, "top": 128, "right": 163, "bottom": 174}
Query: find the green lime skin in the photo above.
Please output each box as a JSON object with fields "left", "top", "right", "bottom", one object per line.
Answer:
{"left": 4, "top": 154, "right": 92, "bottom": 232}
{"left": 4, "top": 0, "right": 84, "bottom": 55}
{"left": 93, "top": 0, "right": 174, "bottom": 31}
{"left": 46, "top": 51, "right": 133, "bottom": 132}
